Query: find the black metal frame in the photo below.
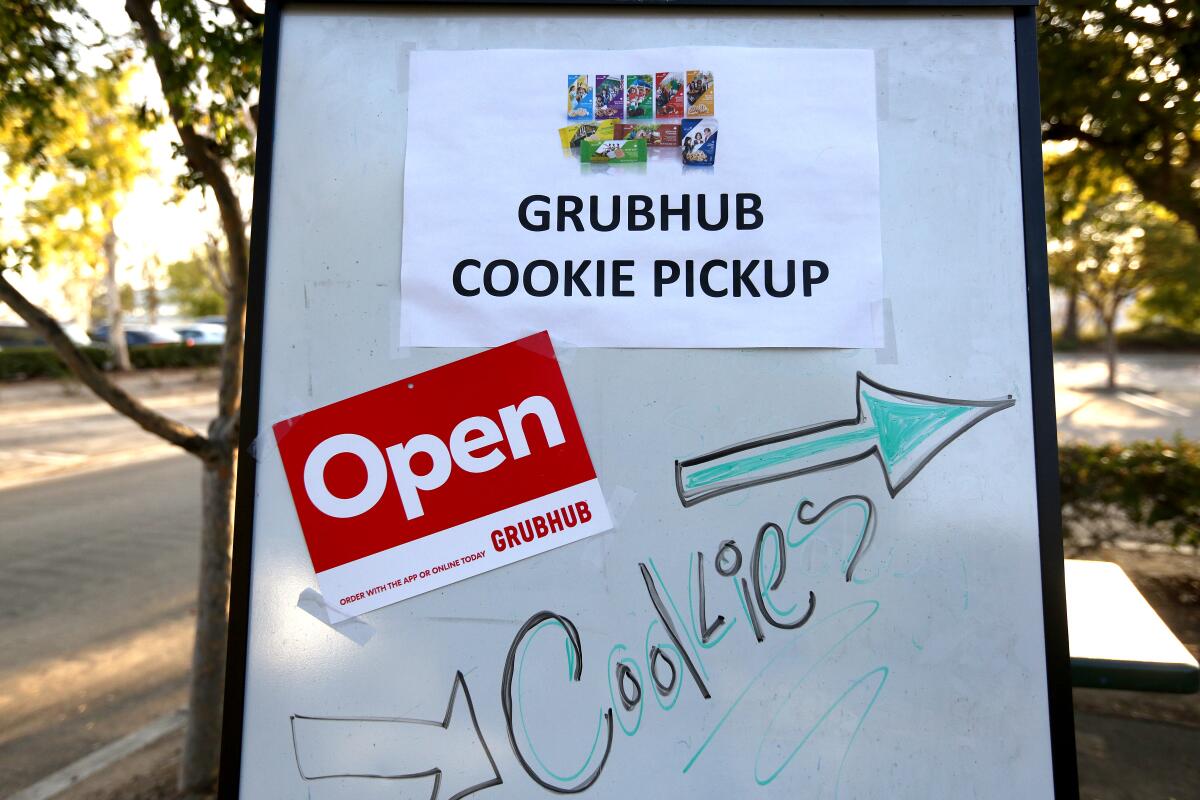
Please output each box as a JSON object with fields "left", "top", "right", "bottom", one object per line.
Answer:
{"left": 219, "top": 2, "right": 1076, "bottom": 797}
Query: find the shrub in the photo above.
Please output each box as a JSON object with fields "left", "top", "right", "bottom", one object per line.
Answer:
{"left": 0, "top": 346, "right": 110, "bottom": 380}
{"left": 1053, "top": 325, "right": 1200, "bottom": 353}
{"left": 1115, "top": 324, "right": 1200, "bottom": 351}
{"left": 128, "top": 343, "right": 222, "bottom": 369}
{"left": 0, "top": 343, "right": 221, "bottom": 380}
{"left": 1059, "top": 437, "right": 1200, "bottom": 547}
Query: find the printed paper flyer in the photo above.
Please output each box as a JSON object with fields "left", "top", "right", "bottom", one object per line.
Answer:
{"left": 399, "top": 46, "right": 884, "bottom": 349}
{"left": 273, "top": 332, "right": 612, "bottom": 615}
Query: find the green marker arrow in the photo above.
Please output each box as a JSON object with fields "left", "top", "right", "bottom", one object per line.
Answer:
{"left": 674, "top": 372, "right": 1015, "bottom": 507}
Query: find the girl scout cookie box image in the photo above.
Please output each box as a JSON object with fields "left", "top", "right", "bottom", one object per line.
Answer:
{"left": 558, "top": 119, "right": 616, "bottom": 149}
{"left": 581, "top": 138, "right": 648, "bottom": 164}
{"left": 682, "top": 118, "right": 718, "bottom": 165}
{"left": 686, "top": 69, "right": 715, "bottom": 116}
{"left": 656, "top": 71, "right": 685, "bottom": 118}
{"left": 626, "top": 74, "right": 653, "bottom": 118}
{"left": 615, "top": 123, "right": 681, "bottom": 147}
{"left": 566, "top": 74, "right": 593, "bottom": 120}
{"left": 557, "top": 72, "right": 716, "bottom": 165}
{"left": 595, "top": 74, "right": 624, "bottom": 119}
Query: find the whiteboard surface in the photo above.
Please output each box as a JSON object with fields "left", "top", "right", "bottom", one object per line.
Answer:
{"left": 240, "top": 6, "right": 1055, "bottom": 798}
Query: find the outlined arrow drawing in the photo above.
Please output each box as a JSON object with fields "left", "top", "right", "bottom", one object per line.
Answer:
{"left": 290, "top": 670, "right": 502, "bottom": 800}
{"left": 675, "top": 372, "right": 1015, "bottom": 507}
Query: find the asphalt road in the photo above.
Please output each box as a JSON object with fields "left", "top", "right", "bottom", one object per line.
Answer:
{"left": 0, "top": 456, "right": 201, "bottom": 793}
{"left": 0, "top": 372, "right": 212, "bottom": 795}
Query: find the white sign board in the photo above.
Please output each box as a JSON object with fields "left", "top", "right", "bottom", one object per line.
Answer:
{"left": 223, "top": 4, "right": 1075, "bottom": 800}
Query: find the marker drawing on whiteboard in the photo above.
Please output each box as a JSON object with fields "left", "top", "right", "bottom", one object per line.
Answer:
{"left": 501, "top": 611, "right": 614, "bottom": 794}
{"left": 494, "top": 493, "right": 896, "bottom": 796}
{"left": 649, "top": 645, "right": 679, "bottom": 697}
{"left": 639, "top": 563, "right": 712, "bottom": 698}
{"left": 675, "top": 372, "right": 1016, "bottom": 506}
{"left": 787, "top": 495, "right": 878, "bottom": 583}
{"left": 694, "top": 550, "right": 727, "bottom": 644}
{"left": 645, "top": 621, "right": 684, "bottom": 711}
{"left": 682, "top": 600, "right": 885, "bottom": 778}
{"left": 752, "top": 521, "right": 817, "bottom": 627}
{"left": 289, "top": 670, "right": 501, "bottom": 800}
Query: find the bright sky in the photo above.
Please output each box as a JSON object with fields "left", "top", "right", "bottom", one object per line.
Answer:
{"left": 1, "top": 0, "right": 255, "bottom": 320}
{"left": 83, "top": 0, "right": 233, "bottom": 275}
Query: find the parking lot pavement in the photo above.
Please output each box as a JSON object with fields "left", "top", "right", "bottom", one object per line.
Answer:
{"left": 0, "top": 370, "right": 216, "bottom": 489}
{"left": 1055, "top": 353, "right": 1200, "bottom": 443}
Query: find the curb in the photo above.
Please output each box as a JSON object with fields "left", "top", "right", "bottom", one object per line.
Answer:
{"left": 7, "top": 710, "right": 187, "bottom": 800}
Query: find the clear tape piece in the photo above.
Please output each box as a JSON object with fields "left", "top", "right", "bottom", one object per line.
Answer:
{"left": 390, "top": 42, "right": 417, "bottom": 360}
{"left": 260, "top": 402, "right": 311, "bottom": 451}
{"left": 875, "top": 48, "right": 890, "bottom": 122}
{"left": 604, "top": 484, "right": 638, "bottom": 528}
{"left": 246, "top": 431, "right": 280, "bottom": 462}
{"left": 874, "top": 298, "right": 898, "bottom": 365}
{"left": 548, "top": 330, "right": 579, "bottom": 366}
{"left": 297, "top": 587, "right": 375, "bottom": 645}
{"left": 389, "top": 296, "right": 412, "bottom": 360}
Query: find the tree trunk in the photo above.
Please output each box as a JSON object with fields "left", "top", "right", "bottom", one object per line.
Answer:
{"left": 145, "top": 262, "right": 160, "bottom": 326}
{"left": 1062, "top": 288, "right": 1079, "bottom": 347}
{"left": 1104, "top": 318, "right": 1119, "bottom": 390}
{"left": 179, "top": 436, "right": 237, "bottom": 798}
{"left": 103, "top": 226, "right": 132, "bottom": 371}
{"left": 123, "top": 5, "right": 254, "bottom": 791}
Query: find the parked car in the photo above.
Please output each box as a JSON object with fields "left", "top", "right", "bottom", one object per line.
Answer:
{"left": 174, "top": 322, "right": 226, "bottom": 346}
{"left": 0, "top": 322, "right": 93, "bottom": 350}
{"left": 89, "top": 323, "right": 182, "bottom": 346}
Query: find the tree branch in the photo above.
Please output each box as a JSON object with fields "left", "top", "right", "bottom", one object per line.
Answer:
{"left": 1044, "top": 119, "right": 1200, "bottom": 235}
{"left": 1043, "top": 120, "right": 1101, "bottom": 146}
{"left": 227, "top": 0, "right": 264, "bottom": 26}
{"left": 0, "top": 270, "right": 217, "bottom": 461}
{"left": 1126, "top": 160, "right": 1200, "bottom": 235}
{"left": 125, "top": 0, "right": 249, "bottom": 446}
{"left": 204, "top": 235, "right": 231, "bottom": 295}
{"left": 1081, "top": 286, "right": 1107, "bottom": 318}
{"left": 1042, "top": 118, "right": 1160, "bottom": 152}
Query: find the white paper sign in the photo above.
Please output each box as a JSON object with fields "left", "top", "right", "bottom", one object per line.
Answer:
{"left": 400, "top": 46, "right": 883, "bottom": 348}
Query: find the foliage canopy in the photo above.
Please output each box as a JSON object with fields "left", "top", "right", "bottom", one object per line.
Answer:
{"left": 168, "top": 250, "right": 227, "bottom": 318}
{"left": 1040, "top": 0, "right": 1200, "bottom": 232}
{"left": 1045, "top": 154, "right": 1196, "bottom": 330}
{"left": 1, "top": 65, "right": 150, "bottom": 277}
